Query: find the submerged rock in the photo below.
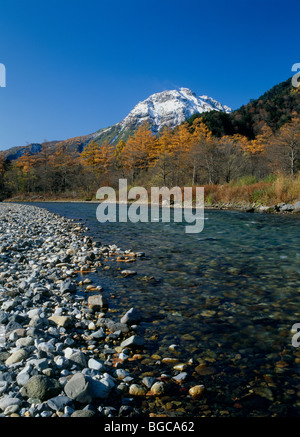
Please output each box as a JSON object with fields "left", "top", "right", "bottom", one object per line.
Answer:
{"left": 88, "top": 294, "right": 109, "bottom": 312}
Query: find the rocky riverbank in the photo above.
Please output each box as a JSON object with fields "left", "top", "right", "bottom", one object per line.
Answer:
{"left": 205, "top": 200, "right": 300, "bottom": 214}
{"left": 0, "top": 203, "right": 208, "bottom": 418}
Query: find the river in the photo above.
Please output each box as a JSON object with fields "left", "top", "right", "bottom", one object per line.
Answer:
{"left": 26, "top": 202, "right": 300, "bottom": 416}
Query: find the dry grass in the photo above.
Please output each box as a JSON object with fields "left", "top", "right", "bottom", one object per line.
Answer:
{"left": 5, "top": 173, "right": 300, "bottom": 208}
{"left": 203, "top": 173, "right": 300, "bottom": 206}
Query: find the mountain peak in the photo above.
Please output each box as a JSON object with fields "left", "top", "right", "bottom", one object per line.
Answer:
{"left": 117, "top": 87, "right": 231, "bottom": 137}
{"left": 1, "top": 86, "right": 231, "bottom": 159}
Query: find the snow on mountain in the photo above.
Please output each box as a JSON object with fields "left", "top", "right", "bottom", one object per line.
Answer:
{"left": 93, "top": 87, "right": 231, "bottom": 145}
{"left": 119, "top": 87, "right": 231, "bottom": 133}
{"left": 1, "top": 87, "right": 231, "bottom": 160}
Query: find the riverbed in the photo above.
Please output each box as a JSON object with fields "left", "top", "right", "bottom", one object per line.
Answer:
{"left": 22, "top": 202, "right": 300, "bottom": 416}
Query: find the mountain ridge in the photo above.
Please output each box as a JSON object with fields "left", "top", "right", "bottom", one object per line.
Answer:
{"left": 0, "top": 87, "right": 230, "bottom": 160}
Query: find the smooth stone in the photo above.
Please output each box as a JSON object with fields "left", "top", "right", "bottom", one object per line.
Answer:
{"left": 64, "top": 373, "right": 93, "bottom": 404}
{"left": 47, "top": 395, "right": 73, "bottom": 412}
{"left": 129, "top": 384, "right": 147, "bottom": 396}
{"left": 90, "top": 328, "right": 106, "bottom": 339}
{"left": 195, "top": 365, "right": 217, "bottom": 376}
{"left": 173, "top": 363, "right": 187, "bottom": 371}
{"left": 116, "top": 369, "right": 130, "bottom": 380}
{"left": 0, "top": 311, "right": 8, "bottom": 324}
{"left": 69, "top": 351, "right": 87, "bottom": 368}
{"left": 0, "top": 381, "right": 8, "bottom": 394}
{"left": 189, "top": 385, "right": 205, "bottom": 399}
{"left": 48, "top": 315, "right": 73, "bottom": 328}
{"left": 88, "top": 358, "right": 105, "bottom": 372}
{"left": 27, "top": 309, "right": 42, "bottom": 319}
{"left": 162, "top": 358, "right": 179, "bottom": 364}
{"left": 173, "top": 372, "right": 188, "bottom": 382}
{"left": 120, "top": 335, "right": 144, "bottom": 349}
{"left": 150, "top": 382, "right": 165, "bottom": 396}
{"left": 120, "top": 308, "right": 141, "bottom": 325}
{"left": 88, "top": 295, "right": 108, "bottom": 312}
{"left": 142, "top": 376, "right": 156, "bottom": 389}
{"left": 16, "top": 371, "right": 31, "bottom": 387}
{"left": 0, "top": 397, "right": 22, "bottom": 411}
{"left": 5, "top": 349, "right": 28, "bottom": 366}
{"left": 23, "top": 375, "right": 61, "bottom": 402}
{"left": 87, "top": 377, "right": 111, "bottom": 399}
{"left": 16, "top": 337, "right": 34, "bottom": 348}
{"left": 121, "top": 270, "right": 137, "bottom": 276}
{"left": 71, "top": 410, "right": 96, "bottom": 417}
{"left": 4, "top": 404, "right": 20, "bottom": 415}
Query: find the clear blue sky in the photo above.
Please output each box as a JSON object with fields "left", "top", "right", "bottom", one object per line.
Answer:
{"left": 0, "top": 0, "right": 298, "bottom": 150}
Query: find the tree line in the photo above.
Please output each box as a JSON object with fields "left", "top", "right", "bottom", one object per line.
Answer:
{"left": 0, "top": 113, "right": 299, "bottom": 200}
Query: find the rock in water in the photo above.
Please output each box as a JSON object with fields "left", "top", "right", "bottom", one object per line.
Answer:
{"left": 129, "top": 384, "right": 147, "bottom": 397}
{"left": 120, "top": 335, "right": 144, "bottom": 349}
{"left": 88, "top": 294, "right": 109, "bottom": 312}
{"left": 189, "top": 385, "right": 205, "bottom": 399}
{"left": 120, "top": 307, "right": 141, "bottom": 325}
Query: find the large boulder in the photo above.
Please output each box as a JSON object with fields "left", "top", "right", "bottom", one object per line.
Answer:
{"left": 23, "top": 375, "right": 61, "bottom": 402}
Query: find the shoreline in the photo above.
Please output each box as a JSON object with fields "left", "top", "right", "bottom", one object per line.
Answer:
{"left": 3, "top": 197, "right": 300, "bottom": 216}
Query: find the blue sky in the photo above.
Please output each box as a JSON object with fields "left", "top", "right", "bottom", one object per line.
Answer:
{"left": 0, "top": 0, "right": 298, "bottom": 150}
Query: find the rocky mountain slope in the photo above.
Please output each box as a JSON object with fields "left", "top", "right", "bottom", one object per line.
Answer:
{"left": 92, "top": 87, "right": 231, "bottom": 145}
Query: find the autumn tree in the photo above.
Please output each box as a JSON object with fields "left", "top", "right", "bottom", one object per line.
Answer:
{"left": 216, "top": 134, "right": 249, "bottom": 183}
{"left": 33, "top": 143, "right": 55, "bottom": 193}
{"left": 48, "top": 144, "right": 80, "bottom": 193}
{"left": 122, "top": 123, "right": 156, "bottom": 183}
{"left": 15, "top": 150, "right": 38, "bottom": 193}
{"left": 80, "top": 140, "right": 101, "bottom": 168}
{"left": 114, "top": 140, "right": 126, "bottom": 178}
{"left": 188, "top": 119, "right": 213, "bottom": 185}
{"left": 153, "top": 127, "right": 175, "bottom": 185}
{"left": 270, "top": 115, "right": 300, "bottom": 176}
{"left": 167, "top": 123, "right": 193, "bottom": 185}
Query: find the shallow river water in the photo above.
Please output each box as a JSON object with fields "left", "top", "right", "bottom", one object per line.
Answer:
{"left": 27, "top": 202, "right": 300, "bottom": 416}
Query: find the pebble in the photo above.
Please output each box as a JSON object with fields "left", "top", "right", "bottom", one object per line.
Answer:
{"left": 189, "top": 385, "right": 205, "bottom": 399}
{"left": 150, "top": 382, "right": 165, "bottom": 396}
{"left": 129, "top": 384, "right": 147, "bottom": 396}
{"left": 5, "top": 349, "right": 28, "bottom": 366}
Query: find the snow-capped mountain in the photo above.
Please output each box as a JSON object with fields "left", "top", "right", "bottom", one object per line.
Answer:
{"left": 121, "top": 87, "right": 231, "bottom": 133}
{"left": 1, "top": 87, "right": 231, "bottom": 160}
{"left": 93, "top": 87, "right": 231, "bottom": 145}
